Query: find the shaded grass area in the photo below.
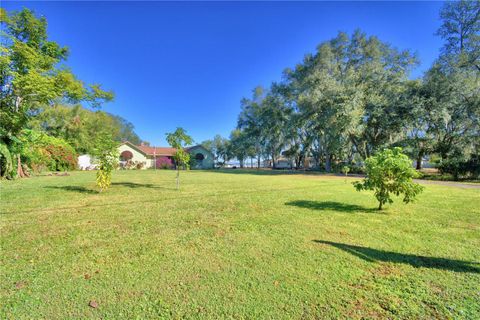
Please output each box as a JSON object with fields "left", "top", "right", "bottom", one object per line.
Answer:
{"left": 314, "top": 240, "right": 480, "bottom": 273}
{"left": 285, "top": 200, "right": 380, "bottom": 213}
{"left": 1, "top": 170, "right": 479, "bottom": 319}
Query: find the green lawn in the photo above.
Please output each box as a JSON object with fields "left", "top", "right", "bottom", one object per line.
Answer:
{"left": 1, "top": 170, "right": 479, "bottom": 319}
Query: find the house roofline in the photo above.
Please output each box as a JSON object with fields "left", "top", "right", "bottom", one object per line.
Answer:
{"left": 120, "top": 141, "right": 213, "bottom": 157}
{"left": 120, "top": 141, "right": 149, "bottom": 156}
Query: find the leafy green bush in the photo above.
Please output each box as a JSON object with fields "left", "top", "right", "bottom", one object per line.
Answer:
{"left": 438, "top": 155, "right": 480, "bottom": 180}
{"left": 0, "top": 142, "right": 14, "bottom": 179}
{"left": 348, "top": 164, "right": 365, "bottom": 174}
{"left": 93, "top": 133, "right": 118, "bottom": 192}
{"left": 353, "top": 148, "right": 424, "bottom": 210}
{"left": 19, "top": 130, "right": 76, "bottom": 173}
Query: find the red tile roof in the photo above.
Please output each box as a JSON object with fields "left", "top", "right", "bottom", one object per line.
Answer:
{"left": 122, "top": 141, "right": 203, "bottom": 156}
{"left": 136, "top": 145, "right": 177, "bottom": 156}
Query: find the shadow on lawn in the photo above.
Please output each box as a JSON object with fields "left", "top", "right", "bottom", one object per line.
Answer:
{"left": 209, "top": 169, "right": 299, "bottom": 176}
{"left": 208, "top": 169, "right": 365, "bottom": 178}
{"left": 45, "top": 186, "right": 97, "bottom": 194}
{"left": 314, "top": 240, "right": 480, "bottom": 274}
{"left": 111, "top": 182, "right": 167, "bottom": 189}
{"left": 45, "top": 182, "right": 167, "bottom": 194}
{"left": 285, "top": 200, "right": 378, "bottom": 213}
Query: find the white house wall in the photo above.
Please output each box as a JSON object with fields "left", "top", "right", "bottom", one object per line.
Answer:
{"left": 118, "top": 144, "right": 151, "bottom": 169}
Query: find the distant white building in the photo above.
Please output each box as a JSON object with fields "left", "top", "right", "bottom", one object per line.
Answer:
{"left": 78, "top": 154, "right": 93, "bottom": 170}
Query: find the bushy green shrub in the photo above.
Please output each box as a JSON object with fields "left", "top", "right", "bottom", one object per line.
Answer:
{"left": 438, "top": 155, "right": 480, "bottom": 180}
{"left": 349, "top": 165, "right": 365, "bottom": 174}
{"left": 92, "top": 133, "right": 118, "bottom": 192}
{"left": 353, "top": 148, "right": 424, "bottom": 210}
{"left": 0, "top": 142, "right": 14, "bottom": 179}
{"left": 333, "top": 162, "right": 363, "bottom": 174}
{"left": 20, "top": 130, "right": 77, "bottom": 173}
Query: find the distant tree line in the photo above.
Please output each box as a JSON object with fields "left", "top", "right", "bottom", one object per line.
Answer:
{"left": 30, "top": 104, "right": 143, "bottom": 154}
{"left": 203, "top": 1, "right": 479, "bottom": 179}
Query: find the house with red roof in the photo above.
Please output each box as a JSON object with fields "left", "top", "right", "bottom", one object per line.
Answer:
{"left": 118, "top": 141, "right": 214, "bottom": 169}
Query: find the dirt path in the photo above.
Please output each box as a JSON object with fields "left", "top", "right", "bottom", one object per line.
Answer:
{"left": 413, "top": 179, "right": 480, "bottom": 189}
{"left": 324, "top": 173, "right": 479, "bottom": 189}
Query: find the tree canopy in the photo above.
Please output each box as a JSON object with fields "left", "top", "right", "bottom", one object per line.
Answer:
{"left": 353, "top": 148, "right": 424, "bottom": 210}
{"left": 209, "top": 1, "right": 479, "bottom": 180}
{"left": 0, "top": 8, "right": 143, "bottom": 178}
{"left": 29, "top": 104, "right": 143, "bottom": 154}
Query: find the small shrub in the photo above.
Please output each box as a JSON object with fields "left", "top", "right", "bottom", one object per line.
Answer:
{"left": 438, "top": 155, "right": 480, "bottom": 180}
{"left": 44, "top": 144, "right": 76, "bottom": 171}
{"left": 135, "top": 161, "right": 146, "bottom": 170}
{"left": 349, "top": 165, "right": 365, "bottom": 174}
{"left": 353, "top": 148, "right": 424, "bottom": 210}
{"left": 93, "top": 133, "right": 118, "bottom": 192}
{"left": 0, "top": 142, "right": 14, "bottom": 179}
{"left": 156, "top": 157, "right": 173, "bottom": 169}
{"left": 121, "top": 160, "right": 135, "bottom": 170}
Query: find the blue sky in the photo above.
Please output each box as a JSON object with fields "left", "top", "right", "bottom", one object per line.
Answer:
{"left": 3, "top": 1, "right": 445, "bottom": 145}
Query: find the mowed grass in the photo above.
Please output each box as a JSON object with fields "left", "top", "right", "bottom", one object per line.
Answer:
{"left": 1, "top": 170, "right": 479, "bottom": 319}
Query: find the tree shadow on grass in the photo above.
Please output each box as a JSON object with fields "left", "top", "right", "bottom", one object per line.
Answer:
{"left": 314, "top": 240, "right": 480, "bottom": 274}
{"left": 45, "top": 182, "right": 167, "bottom": 194}
{"left": 208, "top": 169, "right": 366, "bottom": 178}
{"left": 111, "top": 182, "right": 167, "bottom": 189}
{"left": 45, "top": 186, "right": 97, "bottom": 194}
{"left": 207, "top": 169, "right": 307, "bottom": 176}
{"left": 285, "top": 200, "right": 379, "bottom": 213}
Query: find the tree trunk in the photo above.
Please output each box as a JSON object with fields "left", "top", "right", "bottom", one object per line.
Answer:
{"left": 257, "top": 156, "right": 260, "bottom": 169}
{"left": 325, "top": 152, "right": 331, "bottom": 173}
{"left": 416, "top": 150, "right": 424, "bottom": 170}
{"left": 271, "top": 153, "right": 276, "bottom": 169}
{"left": 378, "top": 202, "right": 383, "bottom": 210}
{"left": 365, "top": 142, "right": 371, "bottom": 159}
{"left": 176, "top": 169, "right": 179, "bottom": 190}
{"left": 416, "top": 157, "right": 422, "bottom": 170}
{"left": 240, "top": 159, "right": 244, "bottom": 168}
{"left": 17, "top": 155, "right": 26, "bottom": 178}
{"left": 295, "top": 155, "right": 301, "bottom": 170}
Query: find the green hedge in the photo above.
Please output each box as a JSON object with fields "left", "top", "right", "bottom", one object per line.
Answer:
{"left": 20, "top": 130, "right": 77, "bottom": 173}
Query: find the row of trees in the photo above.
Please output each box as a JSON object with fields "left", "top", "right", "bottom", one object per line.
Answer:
{"left": 0, "top": 8, "right": 143, "bottom": 178}
{"left": 205, "top": 1, "right": 479, "bottom": 178}
{"left": 30, "top": 104, "right": 143, "bottom": 155}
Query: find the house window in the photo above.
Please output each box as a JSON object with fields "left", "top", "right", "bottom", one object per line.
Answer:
{"left": 120, "top": 150, "right": 133, "bottom": 161}
{"left": 195, "top": 153, "right": 205, "bottom": 161}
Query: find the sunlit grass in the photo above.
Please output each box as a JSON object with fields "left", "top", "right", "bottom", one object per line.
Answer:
{"left": 1, "top": 170, "right": 479, "bottom": 319}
